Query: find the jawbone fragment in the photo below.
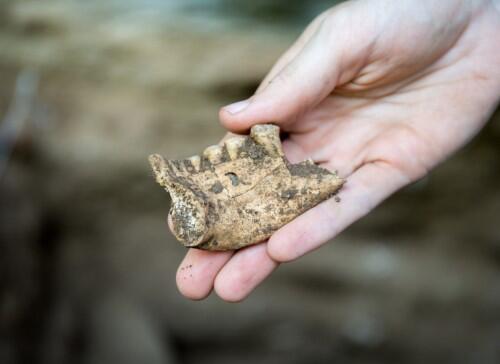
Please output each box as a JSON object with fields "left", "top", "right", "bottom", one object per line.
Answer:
{"left": 149, "top": 124, "right": 344, "bottom": 251}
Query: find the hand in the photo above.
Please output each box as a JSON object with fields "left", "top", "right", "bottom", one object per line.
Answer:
{"left": 176, "top": 0, "right": 500, "bottom": 301}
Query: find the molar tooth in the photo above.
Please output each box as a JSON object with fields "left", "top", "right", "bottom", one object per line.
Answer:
{"left": 188, "top": 155, "right": 201, "bottom": 171}
{"left": 250, "top": 124, "right": 283, "bottom": 156}
{"left": 224, "top": 136, "right": 246, "bottom": 160}
{"left": 203, "top": 145, "right": 224, "bottom": 164}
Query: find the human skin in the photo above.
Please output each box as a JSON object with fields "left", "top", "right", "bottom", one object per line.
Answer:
{"left": 174, "top": 0, "right": 500, "bottom": 302}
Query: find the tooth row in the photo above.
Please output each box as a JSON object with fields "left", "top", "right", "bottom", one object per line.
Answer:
{"left": 165, "top": 125, "right": 285, "bottom": 174}
{"left": 250, "top": 124, "right": 284, "bottom": 156}
{"left": 166, "top": 155, "right": 202, "bottom": 174}
{"left": 199, "top": 135, "right": 246, "bottom": 167}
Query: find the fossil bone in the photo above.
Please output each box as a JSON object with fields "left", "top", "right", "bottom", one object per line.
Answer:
{"left": 149, "top": 124, "right": 344, "bottom": 251}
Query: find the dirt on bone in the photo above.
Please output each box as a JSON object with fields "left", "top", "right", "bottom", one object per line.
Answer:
{"left": 149, "top": 124, "right": 344, "bottom": 251}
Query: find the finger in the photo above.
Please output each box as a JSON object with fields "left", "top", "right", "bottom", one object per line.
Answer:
{"left": 256, "top": 11, "right": 330, "bottom": 94}
{"left": 172, "top": 130, "right": 280, "bottom": 301}
{"left": 219, "top": 26, "right": 338, "bottom": 132}
{"left": 267, "top": 161, "right": 411, "bottom": 262}
{"left": 176, "top": 249, "right": 233, "bottom": 300}
{"left": 214, "top": 243, "right": 278, "bottom": 302}
{"left": 219, "top": 5, "right": 371, "bottom": 133}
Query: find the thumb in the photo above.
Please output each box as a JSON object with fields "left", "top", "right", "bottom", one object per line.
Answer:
{"left": 219, "top": 26, "right": 338, "bottom": 133}
{"left": 219, "top": 6, "right": 368, "bottom": 133}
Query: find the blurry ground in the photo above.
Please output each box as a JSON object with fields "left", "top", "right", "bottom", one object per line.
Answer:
{"left": 0, "top": 1, "right": 499, "bottom": 364}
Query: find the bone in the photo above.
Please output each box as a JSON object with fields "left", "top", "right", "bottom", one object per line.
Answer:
{"left": 148, "top": 154, "right": 169, "bottom": 186}
{"left": 203, "top": 145, "right": 224, "bottom": 164}
{"left": 149, "top": 123, "right": 344, "bottom": 251}
{"left": 187, "top": 155, "right": 201, "bottom": 171}
{"left": 168, "top": 159, "right": 184, "bottom": 173}
{"left": 149, "top": 154, "right": 166, "bottom": 175}
{"left": 224, "top": 136, "right": 246, "bottom": 160}
{"left": 250, "top": 124, "right": 284, "bottom": 156}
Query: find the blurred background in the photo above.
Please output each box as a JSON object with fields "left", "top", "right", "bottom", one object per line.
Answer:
{"left": 1, "top": 1, "right": 499, "bottom": 363}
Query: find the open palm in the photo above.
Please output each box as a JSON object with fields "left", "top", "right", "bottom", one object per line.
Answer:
{"left": 175, "top": 0, "right": 500, "bottom": 301}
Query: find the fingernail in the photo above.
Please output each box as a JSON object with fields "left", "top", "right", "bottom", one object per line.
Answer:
{"left": 223, "top": 99, "right": 250, "bottom": 115}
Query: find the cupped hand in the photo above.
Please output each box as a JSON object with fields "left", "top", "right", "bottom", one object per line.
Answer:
{"left": 176, "top": 0, "right": 500, "bottom": 301}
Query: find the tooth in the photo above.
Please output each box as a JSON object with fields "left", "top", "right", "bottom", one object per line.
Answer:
{"left": 188, "top": 155, "right": 201, "bottom": 171}
{"left": 305, "top": 158, "right": 315, "bottom": 165}
{"left": 203, "top": 145, "right": 224, "bottom": 164}
{"left": 250, "top": 124, "right": 283, "bottom": 156}
{"left": 168, "top": 159, "right": 184, "bottom": 172}
{"left": 224, "top": 136, "right": 246, "bottom": 160}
